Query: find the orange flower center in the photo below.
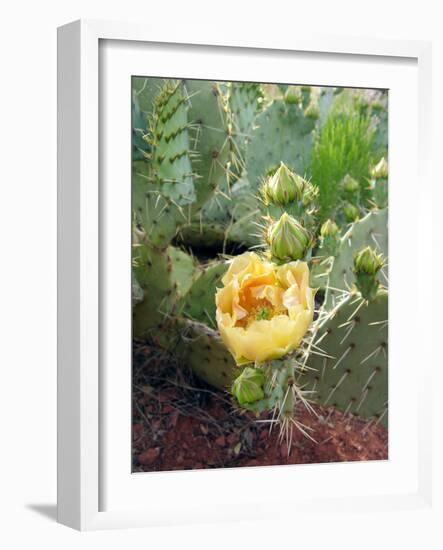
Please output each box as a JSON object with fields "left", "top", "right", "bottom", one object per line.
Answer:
{"left": 235, "top": 273, "right": 286, "bottom": 328}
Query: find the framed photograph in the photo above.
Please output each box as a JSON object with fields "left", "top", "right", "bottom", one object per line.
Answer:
{"left": 57, "top": 19, "right": 434, "bottom": 530}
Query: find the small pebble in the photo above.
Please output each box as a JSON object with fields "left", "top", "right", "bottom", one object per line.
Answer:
{"left": 138, "top": 447, "right": 160, "bottom": 465}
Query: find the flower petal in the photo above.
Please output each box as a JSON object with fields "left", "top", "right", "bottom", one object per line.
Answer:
{"left": 216, "top": 253, "right": 315, "bottom": 364}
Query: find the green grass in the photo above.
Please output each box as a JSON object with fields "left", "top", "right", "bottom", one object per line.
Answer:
{"left": 310, "top": 108, "right": 375, "bottom": 223}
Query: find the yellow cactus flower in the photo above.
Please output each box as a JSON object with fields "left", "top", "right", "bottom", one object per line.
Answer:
{"left": 215, "top": 252, "right": 315, "bottom": 365}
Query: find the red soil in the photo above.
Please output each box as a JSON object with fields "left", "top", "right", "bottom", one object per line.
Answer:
{"left": 132, "top": 343, "right": 388, "bottom": 472}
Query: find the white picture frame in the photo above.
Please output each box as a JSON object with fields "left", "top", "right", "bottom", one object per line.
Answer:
{"left": 57, "top": 19, "right": 435, "bottom": 531}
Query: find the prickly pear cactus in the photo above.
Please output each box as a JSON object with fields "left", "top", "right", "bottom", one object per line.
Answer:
{"left": 132, "top": 271, "right": 144, "bottom": 306}
{"left": 369, "top": 157, "right": 388, "bottom": 209}
{"left": 131, "top": 77, "right": 390, "bottom": 448}
{"left": 173, "top": 318, "right": 239, "bottom": 390}
{"left": 327, "top": 208, "right": 388, "bottom": 293}
{"left": 236, "top": 357, "right": 315, "bottom": 427}
{"left": 168, "top": 246, "right": 199, "bottom": 297}
{"left": 317, "top": 87, "right": 335, "bottom": 126}
{"left": 132, "top": 164, "right": 186, "bottom": 248}
{"left": 227, "top": 82, "right": 263, "bottom": 175}
{"left": 133, "top": 244, "right": 178, "bottom": 337}
{"left": 132, "top": 91, "right": 149, "bottom": 161}
{"left": 309, "top": 208, "right": 388, "bottom": 293}
{"left": 133, "top": 243, "right": 198, "bottom": 335}
{"left": 309, "top": 219, "right": 341, "bottom": 288}
{"left": 283, "top": 85, "right": 312, "bottom": 110}
{"left": 246, "top": 99, "right": 316, "bottom": 192}
{"left": 150, "top": 81, "right": 196, "bottom": 205}
{"left": 132, "top": 81, "right": 197, "bottom": 248}
{"left": 179, "top": 261, "right": 228, "bottom": 326}
{"left": 224, "top": 176, "right": 263, "bottom": 247}
{"left": 132, "top": 76, "right": 167, "bottom": 161}
{"left": 299, "top": 288, "right": 388, "bottom": 427}
{"left": 132, "top": 76, "right": 166, "bottom": 115}
{"left": 183, "top": 82, "right": 264, "bottom": 240}
{"left": 261, "top": 162, "right": 319, "bottom": 234}
{"left": 185, "top": 80, "right": 231, "bottom": 214}
{"left": 227, "top": 162, "right": 320, "bottom": 250}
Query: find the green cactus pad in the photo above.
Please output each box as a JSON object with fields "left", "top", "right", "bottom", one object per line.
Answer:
{"left": 133, "top": 163, "right": 187, "bottom": 248}
{"left": 309, "top": 255, "right": 335, "bottom": 289}
{"left": 228, "top": 82, "right": 263, "bottom": 175}
{"left": 149, "top": 81, "right": 196, "bottom": 206}
{"left": 174, "top": 319, "right": 239, "bottom": 391}
{"left": 132, "top": 272, "right": 144, "bottom": 306}
{"left": 133, "top": 244, "right": 178, "bottom": 337}
{"left": 132, "top": 91, "right": 149, "bottom": 161}
{"left": 225, "top": 176, "right": 263, "bottom": 247}
{"left": 133, "top": 244, "right": 198, "bottom": 337}
{"left": 328, "top": 208, "right": 388, "bottom": 294}
{"left": 185, "top": 80, "right": 231, "bottom": 213}
{"left": 132, "top": 80, "right": 198, "bottom": 247}
{"left": 179, "top": 261, "right": 228, "bottom": 327}
{"left": 370, "top": 177, "right": 388, "bottom": 209}
{"left": 245, "top": 99, "right": 316, "bottom": 192}
{"left": 132, "top": 76, "right": 166, "bottom": 115}
{"left": 132, "top": 77, "right": 167, "bottom": 161}
{"left": 228, "top": 216, "right": 263, "bottom": 248}
{"left": 168, "top": 245, "right": 198, "bottom": 298}
{"left": 318, "top": 88, "right": 335, "bottom": 126}
{"left": 299, "top": 289, "right": 388, "bottom": 427}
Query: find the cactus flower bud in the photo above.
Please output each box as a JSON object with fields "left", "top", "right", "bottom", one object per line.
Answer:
{"left": 302, "top": 181, "right": 319, "bottom": 207}
{"left": 320, "top": 219, "right": 339, "bottom": 238}
{"left": 342, "top": 174, "right": 360, "bottom": 193}
{"left": 354, "top": 246, "right": 384, "bottom": 275}
{"left": 262, "top": 162, "right": 306, "bottom": 206}
{"left": 319, "top": 219, "right": 340, "bottom": 256}
{"left": 343, "top": 202, "right": 360, "bottom": 222}
{"left": 232, "top": 367, "right": 265, "bottom": 406}
{"left": 268, "top": 212, "right": 311, "bottom": 261}
{"left": 371, "top": 157, "right": 388, "bottom": 180}
{"left": 304, "top": 101, "right": 320, "bottom": 120}
{"left": 353, "top": 247, "right": 384, "bottom": 301}
{"left": 371, "top": 101, "right": 384, "bottom": 113}
{"left": 284, "top": 86, "right": 303, "bottom": 105}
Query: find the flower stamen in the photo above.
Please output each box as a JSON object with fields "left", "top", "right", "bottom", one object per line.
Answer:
{"left": 255, "top": 307, "right": 271, "bottom": 321}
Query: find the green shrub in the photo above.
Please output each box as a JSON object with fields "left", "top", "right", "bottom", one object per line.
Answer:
{"left": 311, "top": 107, "right": 374, "bottom": 222}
